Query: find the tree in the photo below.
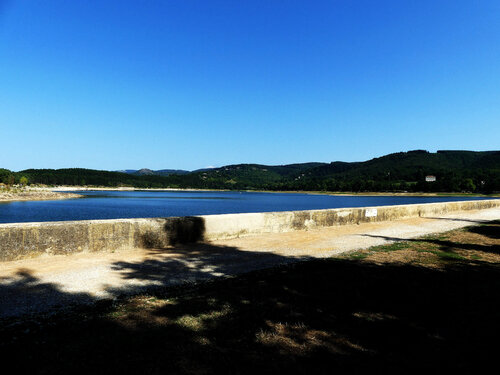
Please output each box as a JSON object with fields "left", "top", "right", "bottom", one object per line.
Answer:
{"left": 460, "top": 178, "right": 476, "bottom": 192}
{"left": 19, "top": 176, "right": 29, "bottom": 186}
{"left": 0, "top": 169, "right": 12, "bottom": 184}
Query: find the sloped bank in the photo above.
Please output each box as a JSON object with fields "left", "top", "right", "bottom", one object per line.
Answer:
{"left": 0, "top": 190, "right": 81, "bottom": 202}
{"left": 0, "top": 199, "right": 499, "bottom": 261}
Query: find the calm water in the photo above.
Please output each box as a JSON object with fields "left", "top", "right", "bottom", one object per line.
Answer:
{"left": 0, "top": 190, "right": 494, "bottom": 224}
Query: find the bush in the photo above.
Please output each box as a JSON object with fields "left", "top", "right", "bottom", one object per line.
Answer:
{"left": 19, "top": 176, "right": 29, "bottom": 186}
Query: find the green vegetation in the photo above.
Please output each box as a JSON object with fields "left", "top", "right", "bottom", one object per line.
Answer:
{"left": 284, "top": 150, "right": 500, "bottom": 193}
{"left": 3, "top": 150, "right": 500, "bottom": 193}
{"left": 0, "top": 168, "right": 15, "bottom": 186}
{"left": 19, "top": 176, "right": 28, "bottom": 186}
{"left": 16, "top": 168, "right": 172, "bottom": 188}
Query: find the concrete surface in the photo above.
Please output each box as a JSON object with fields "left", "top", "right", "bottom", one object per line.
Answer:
{"left": 0, "top": 206, "right": 498, "bottom": 318}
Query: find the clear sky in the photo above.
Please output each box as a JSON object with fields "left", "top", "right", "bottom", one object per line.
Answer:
{"left": 1, "top": 1, "right": 499, "bottom": 171}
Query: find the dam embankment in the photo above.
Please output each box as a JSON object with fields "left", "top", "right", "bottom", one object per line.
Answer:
{"left": 0, "top": 199, "right": 499, "bottom": 261}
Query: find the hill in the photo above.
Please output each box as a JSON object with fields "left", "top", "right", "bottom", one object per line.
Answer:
{"left": 15, "top": 168, "right": 172, "bottom": 188}
{"left": 2, "top": 151, "right": 499, "bottom": 193}
{"left": 290, "top": 150, "right": 500, "bottom": 192}
{"left": 117, "top": 169, "right": 190, "bottom": 176}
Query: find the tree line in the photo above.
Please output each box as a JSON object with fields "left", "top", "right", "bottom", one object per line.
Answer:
{"left": 2, "top": 150, "right": 499, "bottom": 193}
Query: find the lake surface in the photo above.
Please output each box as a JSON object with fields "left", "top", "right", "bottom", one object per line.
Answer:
{"left": 0, "top": 190, "right": 494, "bottom": 224}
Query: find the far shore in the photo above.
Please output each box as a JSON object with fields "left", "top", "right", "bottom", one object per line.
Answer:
{"left": 0, "top": 189, "right": 82, "bottom": 203}
{"left": 29, "top": 185, "right": 499, "bottom": 198}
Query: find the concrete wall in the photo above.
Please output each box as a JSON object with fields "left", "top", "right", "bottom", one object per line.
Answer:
{"left": 0, "top": 199, "right": 498, "bottom": 261}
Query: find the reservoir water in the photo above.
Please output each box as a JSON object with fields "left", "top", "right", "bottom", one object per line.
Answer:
{"left": 0, "top": 190, "right": 494, "bottom": 224}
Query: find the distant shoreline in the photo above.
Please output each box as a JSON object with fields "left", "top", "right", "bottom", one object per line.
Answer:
{"left": 35, "top": 185, "right": 499, "bottom": 198}
{"left": 0, "top": 189, "right": 82, "bottom": 203}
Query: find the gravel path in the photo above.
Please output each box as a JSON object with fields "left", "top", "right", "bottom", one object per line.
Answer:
{"left": 1, "top": 207, "right": 498, "bottom": 318}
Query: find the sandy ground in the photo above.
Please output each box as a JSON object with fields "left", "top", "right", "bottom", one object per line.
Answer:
{"left": 0, "top": 207, "right": 499, "bottom": 318}
{"left": 0, "top": 189, "right": 82, "bottom": 202}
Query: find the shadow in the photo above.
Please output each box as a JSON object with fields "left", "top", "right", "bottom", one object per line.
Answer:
{"left": 467, "top": 220, "right": 500, "bottom": 239}
{"left": 1, "top": 221, "right": 499, "bottom": 373}
{"left": 0, "top": 269, "right": 96, "bottom": 319}
{"left": 424, "top": 216, "right": 491, "bottom": 224}
{"left": 140, "top": 216, "right": 206, "bottom": 248}
{"left": 165, "top": 216, "right": 206, "bottom": 245}
{"left": 107, "top": 243, "right": 307, "bottom": 297}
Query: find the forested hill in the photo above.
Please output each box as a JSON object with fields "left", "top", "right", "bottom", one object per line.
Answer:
{"left": 2, "top": 150, "right": 499, "bottom": 193}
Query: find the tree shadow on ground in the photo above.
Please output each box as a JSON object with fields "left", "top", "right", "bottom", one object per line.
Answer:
{"left": 424, "top": 216, "right": 491, "bottom": 224}
{"left": 1, "top": 222, "right": 499, "bottom": 374}
{"left": 107, "top": 243, "right": 308, "bottom": 297}
{"left": 0, "top": 268, "right": 96, "bottom": 318}
{"left": 0, "top": 243, "right": 307, "bottom": 318}
{"left": 467, "top": 220, "right": 500, "bottom": 239}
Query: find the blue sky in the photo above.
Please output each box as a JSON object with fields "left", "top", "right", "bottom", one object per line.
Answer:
{"left": 1, "top": 1, "right": 499, "bottom": 171}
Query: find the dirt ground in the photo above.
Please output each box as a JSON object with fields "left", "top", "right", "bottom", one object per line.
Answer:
{"left": 0, "top": 215, "right": 498, "bottom": 373}
{"left": 0, "top": 207, "right": 498, "bottom": 318}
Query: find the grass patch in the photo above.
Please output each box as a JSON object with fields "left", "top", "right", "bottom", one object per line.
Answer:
{"left": 370, "top": 241, "right": 411, "bottom": 252}
{"left": 346, "top": 241, "right": 410, "bottom": 259}
{"left": 427, "top": 250, "right": 466, "bottom": 261}
{"left": 346, "top": 252, "right": 370, "bottom": 260}
{"left": 346, "top": 221, "right": 500, "bottom": 265}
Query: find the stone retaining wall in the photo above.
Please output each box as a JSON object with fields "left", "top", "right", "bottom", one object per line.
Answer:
{"left": 0, "top": 199, "right": 498, "bottom": 261}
